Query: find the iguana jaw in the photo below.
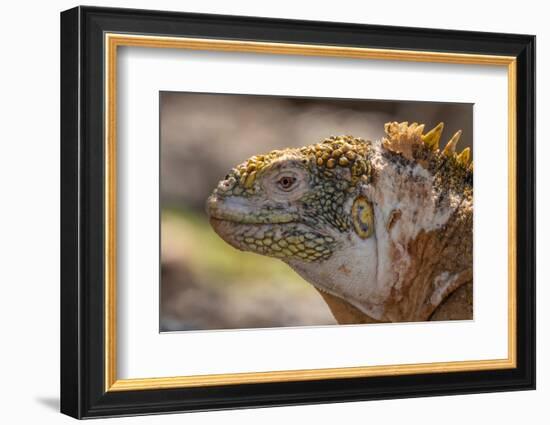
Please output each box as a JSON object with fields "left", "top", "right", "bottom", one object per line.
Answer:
{"left": 207, "top": 195, "right": 340, "bottom": 262}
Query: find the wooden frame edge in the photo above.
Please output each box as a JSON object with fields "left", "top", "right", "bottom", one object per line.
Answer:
{"left": 108, "top": 358, "right": 516, "bottom": 391}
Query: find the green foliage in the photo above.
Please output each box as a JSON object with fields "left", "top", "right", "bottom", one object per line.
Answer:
{"left": 162, "top": 208, "right": 310, "bottom": 294}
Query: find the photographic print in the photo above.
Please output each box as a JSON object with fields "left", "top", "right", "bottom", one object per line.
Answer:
{"left": 160, "top": 92, "right": 473, "bottom": 331}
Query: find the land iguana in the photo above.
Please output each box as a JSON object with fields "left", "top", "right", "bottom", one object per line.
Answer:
{"left": 206, "top": 122, "right": 473, "bottom": 323}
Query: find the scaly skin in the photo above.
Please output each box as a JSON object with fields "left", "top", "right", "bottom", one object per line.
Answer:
{"left": 206, "top": 122, "right": 473, "bottom": 323}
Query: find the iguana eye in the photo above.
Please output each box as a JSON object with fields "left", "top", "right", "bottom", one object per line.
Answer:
{"left": 277, "top": 176, "right": 297, "bottom": 191}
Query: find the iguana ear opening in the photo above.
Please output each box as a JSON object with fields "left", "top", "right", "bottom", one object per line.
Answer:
{"left": 351, "top": 196, "right": 374, "bottom": 239}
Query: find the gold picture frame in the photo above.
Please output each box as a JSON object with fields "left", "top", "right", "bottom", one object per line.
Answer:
{"left": 104, "top": 34, "right": 517, "bottom": 392}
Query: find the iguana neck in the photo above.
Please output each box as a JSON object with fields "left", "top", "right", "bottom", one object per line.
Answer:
{"left": 377, "top": 207, "right": 473, "bottom": 322}
{"left": 366, "top": 145, "right": 473, "bottom": 322}
{"left": 307, "top": 206, "right": 472, "bottom": 323}
{"left": 291, "top": 145, "right": 473, "bottom": 323}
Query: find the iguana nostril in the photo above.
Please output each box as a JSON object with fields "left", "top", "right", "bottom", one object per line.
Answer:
{"left": 217, "top": 176, "right": 236, "bottom": 193}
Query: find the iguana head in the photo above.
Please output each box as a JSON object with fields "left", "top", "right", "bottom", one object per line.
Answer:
{"left": 207, "top": 134, "right": 373, "bottom": 262}
{"left": 206, "top": 122, "right": 473, "bottom": 322}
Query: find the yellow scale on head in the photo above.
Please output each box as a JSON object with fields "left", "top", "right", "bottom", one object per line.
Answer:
{"left": 235, "top": 135, "right": 372, "bottom": 191}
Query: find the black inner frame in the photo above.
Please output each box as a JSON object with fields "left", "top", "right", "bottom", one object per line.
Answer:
{"left": 60, "top": 6, "right": 536, "bottom": 419}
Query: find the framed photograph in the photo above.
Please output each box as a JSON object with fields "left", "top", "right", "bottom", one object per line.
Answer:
{"left": 60, "top": 6, "right": 535, "bottom": 419}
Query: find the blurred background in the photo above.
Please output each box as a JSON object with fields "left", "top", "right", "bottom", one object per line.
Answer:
{"left": 160, "top": 92, "right": 473, "bottom": 332}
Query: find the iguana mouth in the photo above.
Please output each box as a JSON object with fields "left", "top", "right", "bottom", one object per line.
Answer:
{"left": 206, "top": 195, "right": 297, "bottom": 225}
{"left": 208, "top": 217, "right": 297, "bottom": 254}
{"left": 208, "top": 209, "right": 296, "bottom": 224}
{"left": 208, "top": 215, "right": 336, "bottom": 263}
